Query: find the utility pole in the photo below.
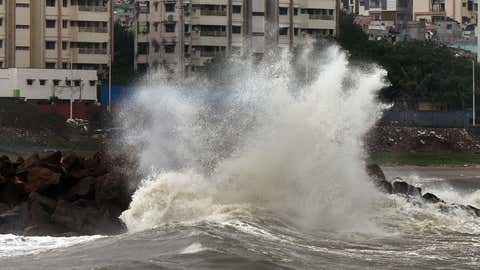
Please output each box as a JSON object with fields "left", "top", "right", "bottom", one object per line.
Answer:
{"left": 108, "top": 0, "right": 113, "bottom": 112}
{"left": 177, "top": 0, "right": 185, "bottom": 78}
{"left": 289, "top": 0, "right": 294, "bottom": 51}
{"left": 474, "top": 60, "right": 476, "bottom": 126}
{"left": 227, "top": 0, "right": 233, "bottom": 56}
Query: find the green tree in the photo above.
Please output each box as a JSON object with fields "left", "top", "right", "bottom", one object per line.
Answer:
{"left": 338, "top": 12, "right": 479, "bottom": 111}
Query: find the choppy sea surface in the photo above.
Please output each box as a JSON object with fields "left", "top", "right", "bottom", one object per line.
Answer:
{"left": 0, "top": 168, "right": 479, "bottom": 270}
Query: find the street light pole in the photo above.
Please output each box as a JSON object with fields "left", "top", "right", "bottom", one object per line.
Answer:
{"left": 473, "top": 60, "right": 476, "bottom": 126}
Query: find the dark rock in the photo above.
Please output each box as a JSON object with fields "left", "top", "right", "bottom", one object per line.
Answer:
{"left": 64, "top": 177, "right": 96, "bottom": 201}
{"left": 466, "top": 205, "right": 480, "bottom": 217}
{"left": 61, "top": 153, "right": 84, "bottom": 172}
{"left": 23, "top": 224, "right": 66, "bottom": 236}
{"left": 29, "top": 192, "right": 57, "bottom": 211}
{"left": 422, "top": 193, "right": 443, "bottom": 204}
{"left": 0, "top": 176, "right": 28, "bottom": 205}
{"left": 51, "top": 200, "right": 86, "bottom": 233}
{"left": 392, "top": 181, "right": 422, "bottom": 197}
{"left": 366, "top": 164, "right": 387, "bottom": 181}
{"left": 17, "top": 154, "right": 41, "bottom": 171}
{"left": 52, "top": 200, "right": 125, "bottom": 235}
{"left": 0, "top": 156, "right": 17, "bottom": 177}
{"left": 0, "top": 203, "right": 28, "bottom": 234}
{"left": 24, "top": 167, "right": 61, "bottom": 193}
{"left": 39, "top": 151, "right": 62, "bottom": 166}
{"left": 95, "top": 172, "right": 130, "bottom": 218}
{"left": 377, "top": 180, "right": 393, "bottom": 194}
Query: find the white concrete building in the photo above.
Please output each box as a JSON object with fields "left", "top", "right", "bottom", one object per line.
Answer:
{"left": 134, "top": 0, "right": 338, "bottom": 76}
{"left": 0, "top": 68, "right": 98, "bottom": 101}
{"left": 0, "top": 0, "right": 113, "bottom": 80}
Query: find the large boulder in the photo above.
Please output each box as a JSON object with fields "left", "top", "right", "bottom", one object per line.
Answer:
{"left": 95, "top": 172, "right": 130, "bottom": 218}
{"left": 422, "top": 193, "right": 443, "bottom": 204}
{"left": 52, "top": 200, "right": 125, "bottom": 235}
{"left": 0, "top": 156, "right": 17, "bottom": 177}
{"left": 0, "top": 176, "right": 28, "bottom": 205}
{"left": 24, "top": 167, "right": 61, "bottom": 193}
{"left": 63, "top": 177, "right": 96, "bottom": 201}
{"left": 0, "top": 203, "right": 28, "bottom": 234}
{"left": 366, "top": 164, "right": 393, "bottom": 194}
{"left": 392, "top": 181, "right": 422, "bottom": 198}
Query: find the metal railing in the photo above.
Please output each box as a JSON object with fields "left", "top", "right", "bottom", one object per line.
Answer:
{"left": 78, "top": 5, "right": 108, "bottom": 12}
{"left": 200, "top": 10, "right": 227, "bottom": 16}
{"left": 309, "top": 14, "right": 334, "bottom": 20}
{"left": 78, "top": 48, "right": 107, "bottom": 54}
{"left": 78, "top": 26, "right": 108, "bottom": 33}
{"left": 200, "top": 31, "right": 226, "bottom": 37}
{"left": 200, "top": 51, "right": 217, "bottom": 57}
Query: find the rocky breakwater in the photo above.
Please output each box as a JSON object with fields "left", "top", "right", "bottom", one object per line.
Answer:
{"left": 367, "top": 164, "right": 480, "bottom": 217}
{"left": 0, "top": 152, "right": 137, "bottom": 236}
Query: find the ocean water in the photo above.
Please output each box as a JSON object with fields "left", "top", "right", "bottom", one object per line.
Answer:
{"left": 1, "top": 46, "right": 479, "bottom": 269}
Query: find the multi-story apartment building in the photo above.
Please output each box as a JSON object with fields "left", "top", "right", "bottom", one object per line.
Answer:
{"left": 413, "top": 0, "right": 478, "bottom": 24}
{"left": 0, "top": 0, "right": 112, "bottom": 80}
{"left": 357, "top": 0, "right": 412, "bottom": 24}
{"left": 134, "top": 0, "right": 338, "bottom": 76}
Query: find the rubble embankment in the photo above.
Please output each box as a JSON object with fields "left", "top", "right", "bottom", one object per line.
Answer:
{"left": 0, "top": 152, "right": 138, "bottom": 236}
{"left": 367, "top": 126, "right": 480, "bottom": 153}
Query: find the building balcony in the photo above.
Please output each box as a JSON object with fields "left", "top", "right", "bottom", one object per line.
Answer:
{"left": 78, "top": 26, "right": 108, "bottom": 33}
{"left": 71, "top": 5, "right": 109, "bottom": 21}
{"left": 309, "top": 14, "right": 334, "bottom": 20}
{"left": 67, "top": 26, "right": 109, "bottom": 42}
{"left": 200, "top": 31, "right": 226, "bottom": 37}
{"left": 71, "top": 48, "right": 109, "bottom": 64}
{"left": 78, "top": 5, "right": 108, "bottom": 12}
{"left": 199, "top": 10, "right": 227, "bottom": 16}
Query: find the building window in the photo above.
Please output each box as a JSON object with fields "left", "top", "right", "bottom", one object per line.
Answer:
{"left": 294, "top": 8, "right": 299, "bottom": 16}
{"left": 0, "top": 0, "right": 3, "bottom": 5}
{"left": 89, "top": 80, "right": 96, "bottom": 86}
{"left": 233, "top": 5, "right": 241, "bottom": 13}
{"left": 16, "top": 3, "right": 29, "bottom": 7}
{"left": 63, "top": 20, "right": 68, "bottom": 28}
{"left": 39, "top": 80, "right": 47, "bottom": 86}
{"left": 279, "top": 27, "right": 288, "bottom": 36}
{"left": 63, "top": 0, "right": 68, "bottom": 7}
{"left": 16, "top": 25, "right": 29, "bottom": 29}
{"left": 165, "top": 23, "right": 175, "bottom": 33}
{"left": 16, "top": 46, "right": 29, "bottom": 50}
{"left": 46, "top": 0, "right": 55, "bottom": 7}
{"left": 46, "top": 62, "right": 56, "bottom": 69}
{"left": 62, "top": 41, "right": 68, "bottom": 50}
{"left": 0, "top": 40, "right": 2, "bottom": 48}
{"left": 279, "top": 7, "right": 288, "bottom": 15}
{"left": 26, "top": 79, "right": 34, "bottom": 85}
{"left": 165, "top": 3, "right": 175, "bottom": 12}
{"left": 53, "top": 79, "right": 60, "bottom": 85}
{"left": 137, "top": 42, "right": 149, "bottom": 55}
{"left": 0, "top": 18, "right": 3, "bottom": 27}
{"left": 65, "top": 80, "right": 71, "bottom": 86}
{"left": 232, "top": 26, "right": 241, "bottom": 34}
{"left": 46, "top": 41, "right": 56, "bottom": 50}
{"left": 165, "top": 45, "right": 175, "bottom": 53}
{"left": 46, "top": 20, "right": 56, "bottom": 28}
{"left": 74, "top": 80, "right": 81, "bottom": 87}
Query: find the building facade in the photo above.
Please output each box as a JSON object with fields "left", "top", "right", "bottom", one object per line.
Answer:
{"left": 357, "top": 0, "right": 412, "bottom": 24}
{"left": 0, "top": 68, "right": 98, "bottom": 101}
{"left": 134, "top": 0, "right": 338, "bottom": 76}
{"left": 0, "top": 0, "right": 112, "bottom": 80}
{"left": 413, "top": 0, "right": 478, "bottom": 24}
